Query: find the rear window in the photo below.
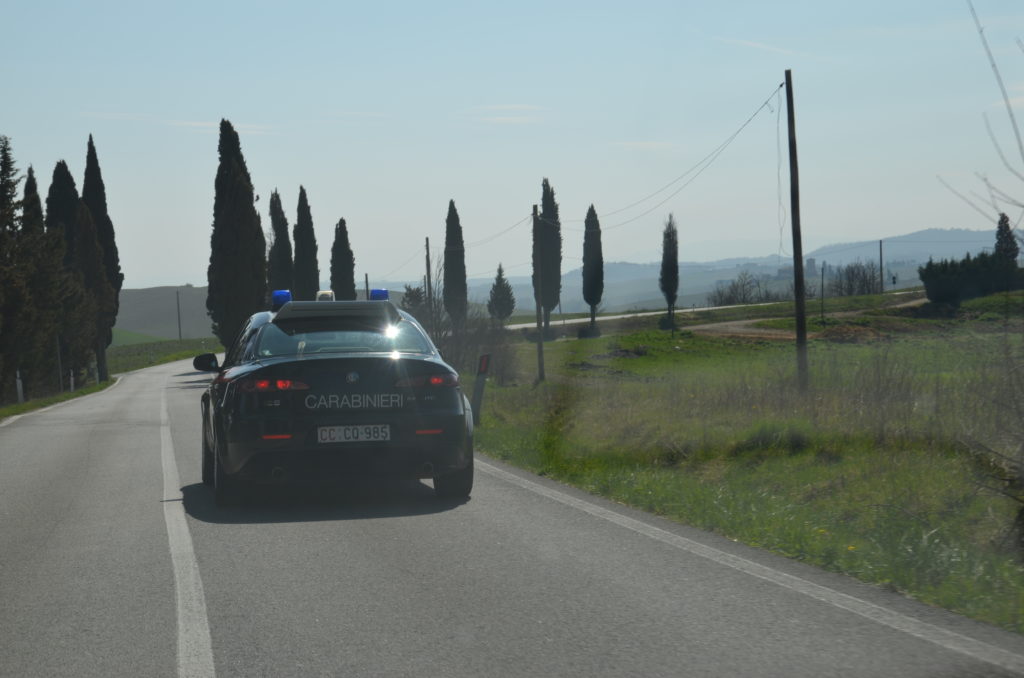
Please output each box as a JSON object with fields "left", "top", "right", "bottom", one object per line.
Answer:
{"left": 254, "top": 319, "right": 433, "bottom": 358}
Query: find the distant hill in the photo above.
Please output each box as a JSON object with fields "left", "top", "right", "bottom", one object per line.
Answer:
{"left": 114, "top": 285, "right": 213, "bottom": 340}
{"left": 117, "top": 228, "right": 1000, "bottom": 335}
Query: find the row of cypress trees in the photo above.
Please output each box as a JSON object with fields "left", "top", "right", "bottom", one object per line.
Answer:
{"left": 205, "top": 121, "right": 612, "bottom": 346}
{"left": 206, "top": 120, "right": 358, "bottom": 346}
{"left": 0, "top": 135, "right": 122, "bottom": 403}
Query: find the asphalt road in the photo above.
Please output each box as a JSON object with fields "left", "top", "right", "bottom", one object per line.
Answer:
{"left": 3, "top": 359, "right": 1024, "bottom": 677}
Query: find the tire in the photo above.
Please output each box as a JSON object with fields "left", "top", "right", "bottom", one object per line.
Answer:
{"left": 434, "top": 457, "right": 474, "bottom": 500}
{"left": 201, "top": 419, "right": 214, "bottom": 487}
{"left": 213, "top": 442, "right": 241, "bottom": 506}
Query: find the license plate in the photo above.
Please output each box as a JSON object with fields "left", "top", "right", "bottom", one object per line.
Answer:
{"left": 317, "top": 424, "right": 391, "bottom": 443}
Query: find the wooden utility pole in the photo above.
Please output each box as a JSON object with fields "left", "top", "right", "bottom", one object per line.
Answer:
{"left": 532, "top": 205, "right": 545, "bottom": 382}
{"left": 364, "top": 273, "right": 370, "bottom": 300}
{"left": 879, "top": 240, "right": 884, "bottom": 294}
{"left": 786, "top": 69, "right": 809, "bottom": 392}
{"left": 424, "top": 237, "right": 434, "bottom": 332}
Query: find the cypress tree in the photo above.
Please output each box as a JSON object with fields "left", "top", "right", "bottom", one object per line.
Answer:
{"left": 581, "top": 204, "right": 604, "bottom": 332}
{"left": 659, "top": 214, "right": 679, "bottom": 329}
{"left": 992, "top": 212, "right": 1019, "bottom": 291}
{"left": 206, "top": 119, "right": 266, "bottom": 346}
{"left": 995, "top": 212, "right": 1019, "bottom": 264}
{"left": 74, "top": 200, "right": 115, "bottom": 379}
{"left": 0, "top": 136, "right": 20, "bottom": 399}
{"left": 19, "top": 167, "right": 62, "bottom": 397}
{"left": 0, "top": 136, "right": 19, "bottom": 236}
{"left": 330, "top": 217, "right": 356, "bottom": 300}
{"left": 292, "top": 186, "right": 319, "bottom": 300}
{"left": 487, "top": 263, "right": 515, "bottom": 323}
{"left": 443, "top": 200, "right": 467, "bottom": 329}
{"left": 267, "top": 189, "right": 293, "bottom": 294}
{"left": 82, "top": 135, "right": 122, "bottom": 381}
{"left": 539, "top": 179, "right": 562, "bottom": 329}
{"left": 45, "top": 161, "right": 97, "bottom": 379}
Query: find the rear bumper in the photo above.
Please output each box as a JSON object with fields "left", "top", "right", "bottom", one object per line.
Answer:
{"left": 223, "top": 419, "right": 470, "bottom": 484}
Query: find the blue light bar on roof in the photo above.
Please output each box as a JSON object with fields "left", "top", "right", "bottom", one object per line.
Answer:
{"left": 369, "top": 288, "right": 389, "bottom": 301}
{"left": 271, "top": 289, "right": 292, "bottom": 311}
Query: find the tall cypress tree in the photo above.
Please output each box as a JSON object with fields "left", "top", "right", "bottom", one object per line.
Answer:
{"left": 74, "top": 200, "right": 115, "bottom": 379}
{"left": 20, "top": 167, "right": 62, "bottom": 397}
{"left": 206, "top": 119, "right": 266, "bottom": 346}
{"left": 993, "top": 212, "right": 1019, "bottom": 292}
{"left": 581, "top": 204, "right": 604, "bottom": 332}
{"left": 539, "top": 178, "right": 562, "bottom": 329}
{"left": 487, "top": 263, "right": 515, "bottom": 323}
{"left": 330, "top": 217, "right": 356, "bottom": 300}
{"left": 292, "top": 186, "right": 319, "bottom": 301}
{"left": 659, "top": 214, "right": 679, "bottom": 329}
{"left": 442, "top": 200, "right": 467, "bottom": 329}
{"left": 267, "top": 189, "right": 293, "bottom": 293}
{"left": 995, "top": 212, "right": 1019, "bottom": 264}
{"left": 0, "top": 136, "right": 21, "bottom": 399}
{"left": 46, "top": 161, "right": 97, "bottom": 379}
{"left": 82, "top": 135, "right": 122, "bottom": 381}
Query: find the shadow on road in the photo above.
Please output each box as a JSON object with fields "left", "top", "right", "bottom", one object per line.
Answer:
{"left": 180, "top": 479, "right": 467, "bottom": 525}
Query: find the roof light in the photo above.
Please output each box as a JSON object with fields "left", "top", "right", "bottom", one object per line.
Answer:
{"left": 315, "top": 290, "right": 335, "bottom": 301}
{"left": 370, "top": 288, "right": 389, "bottom": 300}
{"left": 271, "top": 289, "right": 292, "bottom": 311}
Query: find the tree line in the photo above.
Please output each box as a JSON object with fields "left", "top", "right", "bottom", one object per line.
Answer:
{"left": 208, "top": 119, "right": 705, "bottom": 363}
{"left": 206, "top": 120, "right": 360, "bottom": 347}
{"left": 0, "top": 135, "right": 122, "bottom": 405}
{"left": 918, "top": 213, "right": 1021, "bottom": 305}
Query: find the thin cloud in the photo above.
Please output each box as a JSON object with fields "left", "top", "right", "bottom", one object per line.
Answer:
{"left": 612, "top": 141, "right": 674, "bottom": 152}
{"left": 714, "top": 37, "right": 805, "bottom": 57}
{"left": 79, "top": 111, "right": 146, "bottom": 121}
{"left": 164, "top": 120, "right": 271, "bottom": 135}
{"left": 474, "top": 104, "right": 543, "bottom": 112}
{"left": 332, "top": 111, "right": 394, "bottom": 119}
{"left": 476, "top": 116, "right": 541, "bottom": 125}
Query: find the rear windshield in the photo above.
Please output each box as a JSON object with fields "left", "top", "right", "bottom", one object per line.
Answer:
{"left": 254, "top": 319, "right": 433, "bottom": 358}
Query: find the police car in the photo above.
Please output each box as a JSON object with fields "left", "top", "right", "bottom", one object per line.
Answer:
{"left": 192, "top": 290, "right": 473, "bottom": 505}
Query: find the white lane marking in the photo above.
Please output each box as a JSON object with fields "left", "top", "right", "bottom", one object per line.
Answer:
{"left": 161, "top": 386, "right": 216, "bottom": 678}
{"left": 0, "top": 376, "right": 123, "bottom": 428}
{"left": 477, "top": 459, "right": 1024, "bottom": 675}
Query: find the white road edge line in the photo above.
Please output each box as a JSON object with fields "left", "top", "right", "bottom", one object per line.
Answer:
{"left": 161, "top": 385, "right": 216, "bottom": 678}
{"left": 477, "top": 459, "right": 1024, "bottom": 675}
{"left": 0, "top": 376, "right": 124, "bottom": 428}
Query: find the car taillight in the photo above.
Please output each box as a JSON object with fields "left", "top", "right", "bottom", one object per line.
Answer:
{"left": 395, "top": 373, "right": 459, "bottom": 387}
{"left": 240, "top": 378, "right": 310, "bottom": 392}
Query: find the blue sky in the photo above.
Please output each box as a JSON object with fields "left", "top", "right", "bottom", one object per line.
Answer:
{"left": 6, "top": 1, "right": 1024, "bottom": 290}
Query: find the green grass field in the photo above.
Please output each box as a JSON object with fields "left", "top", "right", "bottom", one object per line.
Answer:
{"left": 107, "top": 337, "right": 224, "bottom": 375}
{"left": 474, "top": 294, "right": 1024, "bottom": 632}
{"left": 110, "top": 327, "right": 163, "bottom": 346}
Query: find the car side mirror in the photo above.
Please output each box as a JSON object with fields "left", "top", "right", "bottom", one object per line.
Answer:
{"left": 193, "top": 353, "right": 220, "bottom": 372}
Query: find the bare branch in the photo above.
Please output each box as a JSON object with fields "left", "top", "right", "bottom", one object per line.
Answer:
{"left": 970, "top": 177, "right": 1001, "bottom": 213}
{"left": 980, "top": 176, "right": 1024, "bottom": 208}
{"left": 969, "top": 0, "right": 1024, "bottom": 172}
{"left": 938, "top": 175, "right": 998, "bottom": 221}
{"left": 984, "top": 113, "right": 1024, "bottom": 183}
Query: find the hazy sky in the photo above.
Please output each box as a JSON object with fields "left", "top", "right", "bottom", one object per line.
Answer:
{"left": 6, "top": 1, "right": 1024, "bottom": 291}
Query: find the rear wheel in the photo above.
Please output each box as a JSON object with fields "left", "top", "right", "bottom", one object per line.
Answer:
{"left": 213, "top": 442, "right": 242, "bottom": 506}
{"left": 201, "top": 418, "right": 214, "bottom": 486}
{"left": 434, "top": 457, "right": 474, "bottom": 500}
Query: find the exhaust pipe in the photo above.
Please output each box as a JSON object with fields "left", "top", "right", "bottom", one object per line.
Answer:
{"left": 271, "top": 467, "right": 286, "bottom": 481}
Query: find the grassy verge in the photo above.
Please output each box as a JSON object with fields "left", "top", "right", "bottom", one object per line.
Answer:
{"left": 0, "top": 381, "right": 115, "bottom": 421}
{"left": 0, "top": 338, "right": 223, "bottom": 423}
{"left": 474, "top": 306, "right": 1024, "bottom": 632}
